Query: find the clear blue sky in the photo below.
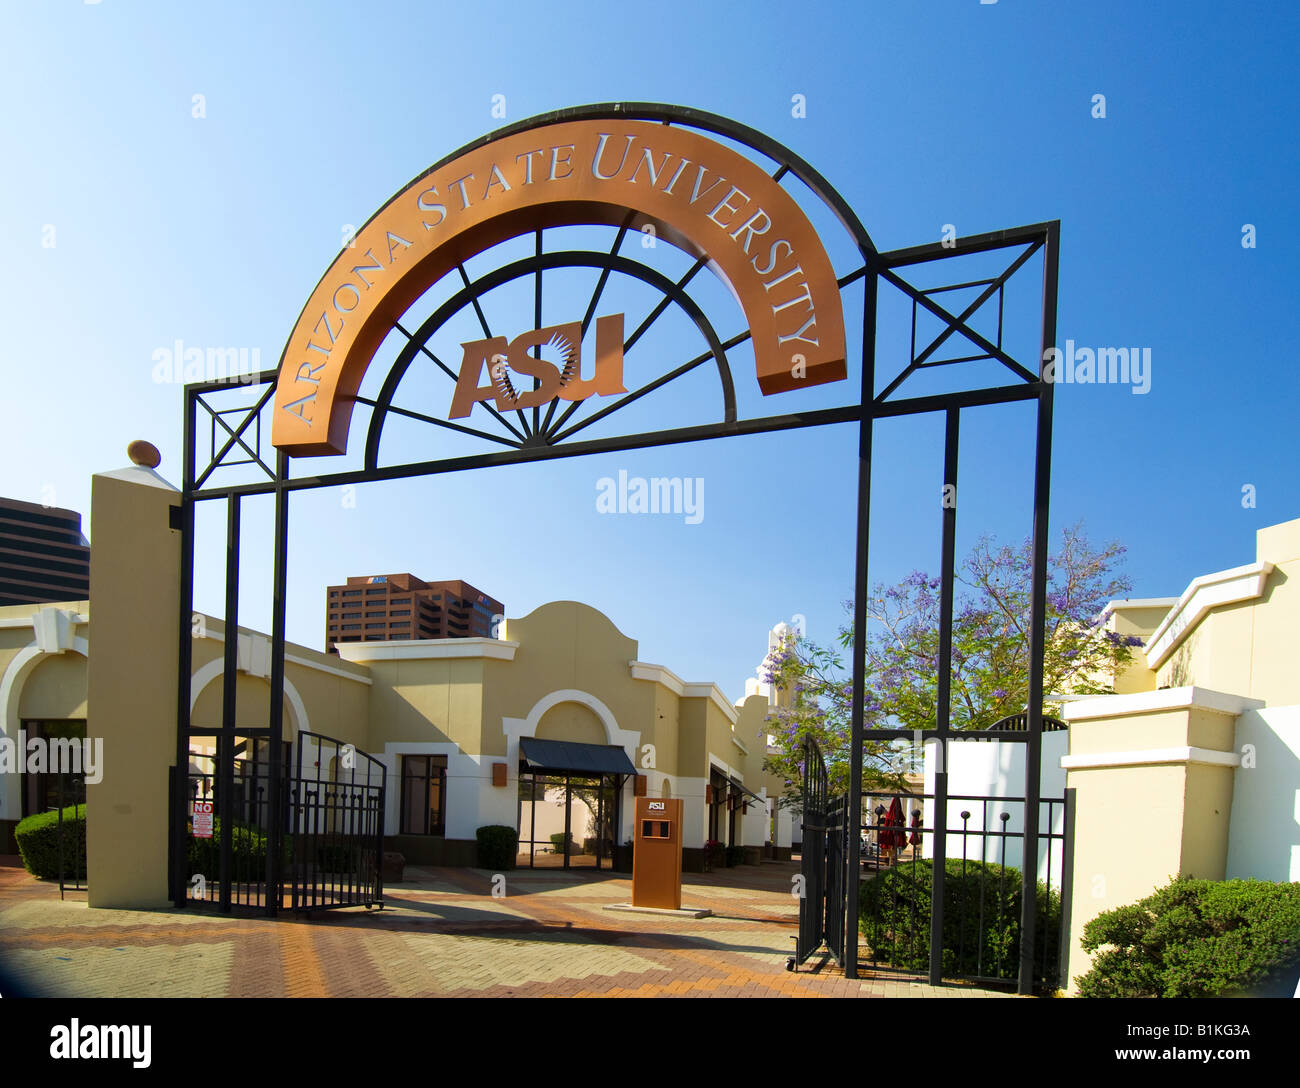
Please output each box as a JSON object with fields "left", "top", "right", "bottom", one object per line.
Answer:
{"left": 2, "top": 1, "right": 1296, "bottom": 700}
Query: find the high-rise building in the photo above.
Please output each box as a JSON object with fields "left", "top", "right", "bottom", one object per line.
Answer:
{"left": 0, "top": 497, "right": 91, "bottom": 606}
{"left": 324, "top": 574, "right": 503, "bottom": 654}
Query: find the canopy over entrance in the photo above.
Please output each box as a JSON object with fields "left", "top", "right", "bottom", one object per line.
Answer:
{"left": 519, "top": 737, "right": 636, "bottom": 777}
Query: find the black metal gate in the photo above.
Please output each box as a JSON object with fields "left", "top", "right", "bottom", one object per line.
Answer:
{"left": 824, "top": 794, "right": 847, "bottom": 962}
{"left": 180, "top": 730, "right": 385, "bottom": 913}
{"left": 791, "top": 736, "right": 846, "bottom": 969}
{"left": 857, "top": 786, "right": 1075, "bottom": 992}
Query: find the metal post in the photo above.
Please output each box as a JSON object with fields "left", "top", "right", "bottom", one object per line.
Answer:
{"left": 218, "top": 494, "right": 240, "bottom": 913}
{"left": 173, "top": 388, "right": 197, "bottom": 906}
{"left": 844, "top": 266, "right": 877, "bottom": 979}
{"left": 1057, "top": 786, "right": 1077, "bottom": 990}
{"left": 929, "top": 408, "right": 959, "bottom": 985}
{"left": 1018, "top": 222, "right": 1059, "bottom": 994}
{"left": 266, "top": 450, "right": 289, "bottom": 915}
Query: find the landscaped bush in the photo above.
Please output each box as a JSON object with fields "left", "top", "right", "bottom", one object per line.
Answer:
{"left": 476, "top": 825, "right": 519, "bottom": 870}
{"left": 187, "top": 819, "right": 286, "bottom": 883}
{"left": 725, "top": 845, "right": 745, "bottom": 867}
{"left": 315, "top": 844, "right": 358, "bottom": 872}
{"left": 859, "top": 858, "right": 1061, "bottom": 989}
{"left": 15, "top": 804, "right": 86, "bottom": 880}
{"left": 549, "top": 832, "right": 571, "bottom": 855}
{"left": 1076, "top": 877, "right": 1300, "bottom": 998}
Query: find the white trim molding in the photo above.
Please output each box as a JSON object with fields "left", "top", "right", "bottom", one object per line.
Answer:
{"left": 1059, "top": 686, "right": 1264, "bottom": 721}
{"left": 1061, "top": 746, "right": 1241, "bottom": 771}
{"left": 337, "top": 637, "right": 518, "bottom": 663}
{"left": 0, "top": 636, "right": 90, "bottom": 820}
{"left": 1104, "top": 597, "right": 1179, "bottom": 612}
{"left": 1143, "top": 561, "right": 1275, "bottom": 670}
{"left": 188, "top": 658, "right": 310, "bottom": 738}
{"left": 628, "top": 661, "right": 738, "bottom": 724}
{"left": 193, "top": 617, "right": 372, "bottom": 685}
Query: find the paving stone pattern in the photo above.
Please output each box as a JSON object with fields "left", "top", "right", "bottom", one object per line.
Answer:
{"left": 0, "top": 857, "right": 1015, "bottom": 999}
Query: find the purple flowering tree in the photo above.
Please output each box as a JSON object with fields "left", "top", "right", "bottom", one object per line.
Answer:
{"left": 762, "top": 523, "right": 1141, "bottom": 797}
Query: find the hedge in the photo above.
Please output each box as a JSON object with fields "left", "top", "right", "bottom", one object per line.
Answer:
{"left": 1076, "top": 877, "right": 1300, "bottom": 997}
{"left": 859, "top": 858, "right": 1062, "bottom": 989}
{"left": 476, "top": 825, "right": 519, "bottom": 870}
{"left": 15, "top": 804, "right": 86, "bottom": 880}
{"left": 186, "top": 818, "right": 287, "bottom": 883}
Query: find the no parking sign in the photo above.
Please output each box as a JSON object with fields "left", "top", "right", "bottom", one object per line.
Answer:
{"left": 192, "top": 801, "right": 213, "bottom": 839}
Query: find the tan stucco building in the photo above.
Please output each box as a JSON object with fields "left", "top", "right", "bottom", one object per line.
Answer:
{"left": 1057, "top": 516, "right": 1300, "bottom": 991}
{"left": 0, "top": 460, "right": 794, "bottom": 906}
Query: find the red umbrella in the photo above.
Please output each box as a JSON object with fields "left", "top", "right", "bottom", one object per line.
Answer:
{"left": 880, "top": 797, "right": 907, "bottom": 850}
{"left": 908, "top": 808, "right": 922, "bottom": 847}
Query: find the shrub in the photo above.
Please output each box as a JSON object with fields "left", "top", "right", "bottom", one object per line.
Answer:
{"left": 315, "top": 843, "right": 362, "bottom": 873}
{"left": 15, "top": 804, "right": 86, "bottom": 880}
{"left": 1076, "top": 877, "right": 1300, "bottom": 998}
{"left": 859, "top": 858, "right": 1061, "bottom": 989}
{"left": 477, "top": 825, "right": 519, "bottom": 870}
{"left": 187, "top": 819, "right": 286, "bottom": 883}
{"left": 549, "top": 831, "right": 571, "bottom": 855}
{"left": 725, "top": 845, "right": 745, "bottom": 867}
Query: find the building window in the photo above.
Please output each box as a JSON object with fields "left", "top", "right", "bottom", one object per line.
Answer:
{"left": 390, "top": 597, "right": 410, "bottom": 605}
{"left": 401, "top": 755, "right": 447, "bottom": 835}
{"left": 342, "top": 623, "right": 361, "bottom": 631}
{"left": 365, "top": 588, "right": 385, "bottom": 595}
{"left": 390, "top": 621, "right": 409, "bottom": 628}
{"left": 342, "top": 589, "right": 363, "bottom": 597}
{"left": 329, "top": 590, "right": 339, "bottom": 597}
{"left": 391, "top": 609, "right": 410, "bottom": 617}
{"left": 21, "top": 720, "right": 88, "bottom": 817}
{"left": 365, "top": 622, "right": 385, "bottom": 629}
{"left": 365, "top": 611, "right": 384, "bottom": 618}
{"left": 342, "top": 612, "right": 361, "bottom": 619}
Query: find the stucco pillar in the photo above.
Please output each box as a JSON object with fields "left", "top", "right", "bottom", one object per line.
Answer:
{"left": 86, "top": 457, "right": 181, "bottom": 908}
{"left": 1058, "top": 687, "right": 1259, "bottom": 993}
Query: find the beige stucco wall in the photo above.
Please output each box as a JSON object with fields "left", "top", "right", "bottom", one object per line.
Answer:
{"left": 485, "top": 602, "right": 651, "bottom": 757}
{"left": 1062, "top": 693, "right": 1245, "bottom": 993}
{"left": 85, "top": 466, "right": 180, "bottom": 909}
{"left": 1148, "top": 519, "right": 1300, "bottom": 705}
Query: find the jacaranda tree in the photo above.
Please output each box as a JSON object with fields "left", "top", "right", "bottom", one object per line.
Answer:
{"left": 763, "top": 524, "right": 1142, "bottom": 799}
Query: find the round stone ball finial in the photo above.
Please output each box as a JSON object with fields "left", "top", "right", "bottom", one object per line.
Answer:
{"left": 127, "top": 440, "right": 162, "bottom": 469}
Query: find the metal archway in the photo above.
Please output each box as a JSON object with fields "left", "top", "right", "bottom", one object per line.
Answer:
{"left": 173, "top": 102, "right": 1059, "bottom": 993}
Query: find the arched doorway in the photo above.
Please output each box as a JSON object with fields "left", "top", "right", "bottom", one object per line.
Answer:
{"left": 515, "top": 699, "right": 634, "bottom": 870}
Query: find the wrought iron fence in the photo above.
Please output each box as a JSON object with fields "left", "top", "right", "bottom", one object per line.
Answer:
{"left": 180, "top": 731, "right": 385, "bottom": 913}
{"left": 857, "top": 788, "right": 1075, "bottom": 992}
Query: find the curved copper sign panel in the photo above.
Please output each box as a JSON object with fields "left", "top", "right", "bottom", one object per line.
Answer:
{"left": 272, "top": 118, "right": 846, "bottom": 456}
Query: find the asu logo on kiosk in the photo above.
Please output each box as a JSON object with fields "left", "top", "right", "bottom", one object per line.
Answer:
{"left": 450, "top": 314, "right": 627, "bottom": 419}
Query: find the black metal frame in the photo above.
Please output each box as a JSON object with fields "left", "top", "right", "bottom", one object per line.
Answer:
{"left": 515, "top": 771, "right": 623, "bottom": 871}
{"left": 171, "top": 104, "right": 1058, "bottom": 993}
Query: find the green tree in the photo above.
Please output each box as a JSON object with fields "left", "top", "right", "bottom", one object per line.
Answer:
{"left": 762, "top": 524, "right": 1140, "bottom": 799}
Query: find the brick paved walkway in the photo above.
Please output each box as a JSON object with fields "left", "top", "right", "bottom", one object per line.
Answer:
{"left": 0, "top": 856, "right": 1015, "bottom": 998}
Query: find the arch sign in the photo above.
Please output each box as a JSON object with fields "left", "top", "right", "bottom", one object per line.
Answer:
{"left": 272, "top": 118, "right": 846, "bottom": 456}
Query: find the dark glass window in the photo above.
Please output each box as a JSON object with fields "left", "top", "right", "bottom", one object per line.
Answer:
{"left": 21, "top": 720, "right": 88, "bottom": 817}
{"left": 342, "top": 589, "right": 363, "bottom": 597}
{"left": 401, "top": 755, "right": 447, "bottom": 835}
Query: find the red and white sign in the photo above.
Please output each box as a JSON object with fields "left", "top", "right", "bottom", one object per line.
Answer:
{"left": 192, "top": 801, "right": 213, "bottom": 839}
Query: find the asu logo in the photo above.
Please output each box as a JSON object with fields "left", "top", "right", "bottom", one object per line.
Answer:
{"left": 449, "top": 314, "right": 627, "bottom": 419}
